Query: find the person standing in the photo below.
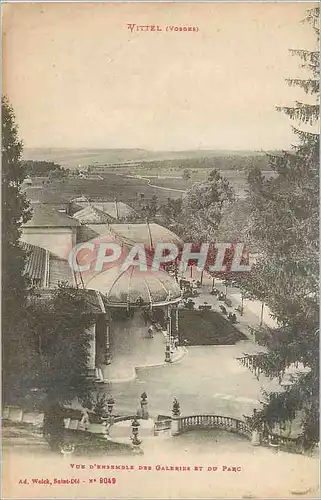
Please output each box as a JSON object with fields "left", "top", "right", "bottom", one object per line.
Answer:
{"left": 148, "top": 324, "right": 154, "bottom": 338}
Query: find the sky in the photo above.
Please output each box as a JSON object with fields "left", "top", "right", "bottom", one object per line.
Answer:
{"left": 2, "top": 2, "right": 318, "bottom": 151}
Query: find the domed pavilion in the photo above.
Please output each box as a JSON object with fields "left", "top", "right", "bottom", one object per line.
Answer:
{"left": 87, "top": 264, "right": 182, "bottom": 371}
{"left": 87, "top": 264, "right": 181, "bottom": 308}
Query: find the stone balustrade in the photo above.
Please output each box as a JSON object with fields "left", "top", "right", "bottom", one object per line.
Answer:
{"left": 176, "top": 414, "right": 252, "bottom": 439}
{"left": 154, "top": 418, "right": 172, "bottom": 435}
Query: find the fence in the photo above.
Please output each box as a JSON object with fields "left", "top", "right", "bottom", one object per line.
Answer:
{"left": 154, "top": 418, "right": 172, "bottom": 435}
{"left": 176, "top": 414, "right": 252, "bottom": 439}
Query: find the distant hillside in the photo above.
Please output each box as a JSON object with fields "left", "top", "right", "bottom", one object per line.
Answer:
{"left": 23, "top": 148, "right": 276, "bottom": 169}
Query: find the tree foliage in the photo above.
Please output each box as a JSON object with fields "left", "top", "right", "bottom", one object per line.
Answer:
{"left": 182, "top": 168, "right": 191, "bottom": 181}
{"left": 27, "top": 284, "right": 94, "bottom": 406}
{"left": 23, "top": 160, "right": 68, "bottom": 178}
{"left": 2, "top": 97, "right": 34, "bottom": 403}
{"left": 240, "top": 7, "right": 319, "bottom": 447}
{"left": 2, "top": 100, "right": 93, "bottom": 410}
{"left": 181, "top": 169, "right": 235, "bottom": 242}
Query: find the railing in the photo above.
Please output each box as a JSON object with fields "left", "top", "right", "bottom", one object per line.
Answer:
{"left": 177, "top": 414, "right": 251, "bottom": 439}
{"left": 237, "top": 354, "right": 264, "bottom": 379}
{"left": 154, "top": 418, "right": 172, "bottom": 435}
{"left": 113, "top": 415, "right": 138, "bottom": 424}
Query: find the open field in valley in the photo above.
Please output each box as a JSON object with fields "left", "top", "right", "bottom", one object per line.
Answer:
{"left": 24, "top": 148, "right": 277, "bottom": 201}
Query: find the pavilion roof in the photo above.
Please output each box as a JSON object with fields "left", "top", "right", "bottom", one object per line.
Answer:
{"left": 86, "top": 264, "right": 181, "bottom": 308}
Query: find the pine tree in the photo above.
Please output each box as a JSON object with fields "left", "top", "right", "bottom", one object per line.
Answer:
{"left": 2, "top": 96, "right": 34, "bottom": 403}
{"left": 239, "top": 7, "right": 319, "bottom": 449}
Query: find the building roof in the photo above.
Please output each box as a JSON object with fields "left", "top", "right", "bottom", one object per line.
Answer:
{"left": 21, "top": 242, "right": 46, "bottom": 282}
{"left": 86, "top": 265, "right": 181, "bottom": 308}
{"left": 70, "top": 198, "right": 135, "bottom": 220}
{"left": 73, "top": 205, "right": 115, "bottom": 224}
{"left": 108, "top": 223, "right": 184, "bottom": 248}
{"left": 23, "top": 204, "right": 80, "bottom": 228}
{"left": 21, "top": 241, "right": 76, "bottom": 287}
{"left": 27, "top": 288, "right": 107, "bottom": 315}
{"left": 93, "top": 201, "right": 135, "bottom": 220}
{"left": 48, "top": 254, "right": 74, "bottom": 288}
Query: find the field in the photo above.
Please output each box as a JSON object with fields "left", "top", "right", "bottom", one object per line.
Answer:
{"left": 25, "top": 148, "right": 277, "bottom": 202}
{"left": 48, "top": 169, "right": 253, "bottom": 203}
{"left": 23, "top": 147, "right": 273, "bottom": 169}
{"left": 49, "top": 173, "right": 183, "bottom": 205}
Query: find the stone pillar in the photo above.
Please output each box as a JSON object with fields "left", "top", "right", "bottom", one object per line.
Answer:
{"left": 175, "top": 305, "right": 179, "bottom": 346}
{"left": 165, "top": 305, "right": 172, "bottom": 362}
{"left": 167, "top": 304, "right": 173, "bottom": 346}
{"left": 251, "top": 429, "right": 261, "bottom": 446}
{"left": 140, "top": 393, "right": 149, "bottom": 420}
{"left": 171, "top": 417, "right": 180, "bottom": 436}
{"left": 105, "top": 320, "right": 111, "bottom": 365}
{"left": 87, "top": 324, "right": 96, "bottom": 376}
{"left": 171, "top": 398, "right": 181, "bottom": 436}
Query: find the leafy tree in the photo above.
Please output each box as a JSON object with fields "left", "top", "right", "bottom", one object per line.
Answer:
{"left": 239, "top": 7, "right": 319, "bottom": 449}
{"left": 23, "top": 160, "right": 66, "bottom": 177}
{"left": 217, "top": 198, "right": 251, "bottom": 245}
{"left": 28, "top": 283, "right": 94, "bottom": 407}
{"left": 182, "top": 168, "right": 191, "bottom": 181}
{"left": 2, "top": 97, "right": 34, "bottom": 403}
{"left": 157, "top": 197, "right": 185, "bottom": 237}
{"left": 181, "top": 168, "right": 235, "bottom": 242}
{"left": 131, "top": 194, "right": 159, "bottom": 222}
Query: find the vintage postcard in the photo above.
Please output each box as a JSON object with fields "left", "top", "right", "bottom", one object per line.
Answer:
{"left": 1, "top": 1, "right": 320, "bottom": 499}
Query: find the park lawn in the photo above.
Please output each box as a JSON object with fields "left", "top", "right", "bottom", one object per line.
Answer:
{"left": 178, "top": 309, "right": 246, "bottom": 346}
